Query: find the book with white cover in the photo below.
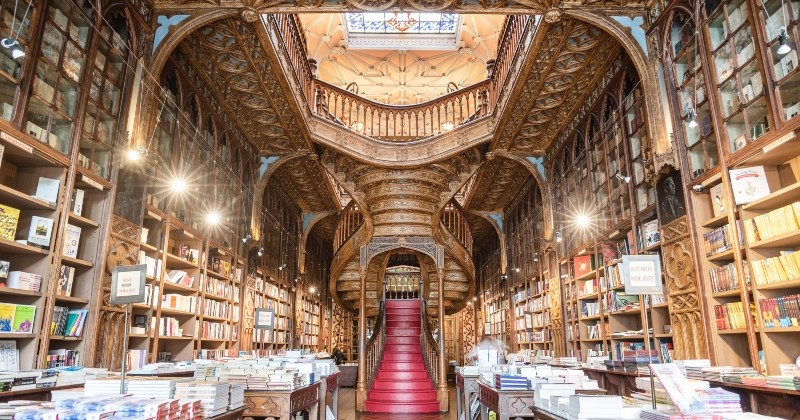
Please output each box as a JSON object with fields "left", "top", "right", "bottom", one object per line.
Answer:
{"left": 34, "top": 177, "right": 60, "bottom": 204}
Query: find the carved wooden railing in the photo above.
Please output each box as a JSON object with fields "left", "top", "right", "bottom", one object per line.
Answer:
{"left": 440, "top": 199, "right": 473, "bottom": 254}
{"left": 333, "top": 200, "right": 364, "bottom": 253}
{"left": 419, "top": 299, "right": 439, "bottom": 388}
{"left": 267, "top": 14, "right": 537, "bottom": 142}
{"left": 312, "top": 80, "right": 490, "bottom": 141}
{"left": 365, "top": 300, "right": 386, "bottom": 389}
{"left": 488, "top": 15, "right": 535, "bottom": 110}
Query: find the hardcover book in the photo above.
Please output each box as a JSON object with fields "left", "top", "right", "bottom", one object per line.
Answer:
{"left": 730, "top": 166, "right": 771, "bottom": 205}
{"left": 27, "top": 216, "right": 53, "bottom": 248}
{"left": 33, "top": 177, "right": 60, "bottom": 204}
{"left": 11, "top": 304, "right": 35, "bottom": 333}
{"left": 62, "top": 224, "right": 81, "bottom": 258}
{"left": 0, "top": 204, "right": 19, "bottom": 242}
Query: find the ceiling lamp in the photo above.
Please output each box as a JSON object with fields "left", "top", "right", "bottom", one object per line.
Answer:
{"left": 387, "top": 12, "right": 417, "bottom": 32}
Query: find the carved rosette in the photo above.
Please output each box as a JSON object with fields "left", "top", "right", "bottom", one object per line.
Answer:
{"left": 661, "top": 216, "right": 709, "bottom": 360}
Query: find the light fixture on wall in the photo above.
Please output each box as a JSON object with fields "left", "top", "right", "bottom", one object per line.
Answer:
{"left": 1, "top": 0, "right": 32, "bottom": 60}
{"left": 615, "top": 173, "right": 631, "bottom": 184}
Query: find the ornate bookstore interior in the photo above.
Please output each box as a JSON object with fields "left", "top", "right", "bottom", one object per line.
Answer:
{"left": 1, "top": 0, "right": 800, "bottom": 419}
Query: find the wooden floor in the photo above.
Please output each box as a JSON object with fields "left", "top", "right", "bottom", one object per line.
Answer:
{"left": 332, "top": 384, "right": 459, "bottom": 420}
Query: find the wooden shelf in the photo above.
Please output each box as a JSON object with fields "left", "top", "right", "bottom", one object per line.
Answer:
{"left": 749, "top": 230, "right": 800, "bottom": 249}
{"left": 68, "top": 212, "right": 99, "bottom": 228}
{"left": 0, "top": 184, "right": 57, "bottom": 210}
{"left": 0, "top": 287, "right": 42, "bottom": 297}
{"left": 0, "top": 238, "right": 49, "bottom": 255}
{"left": 702, "top": 212, "right": 732, "bottom": 228}
{"left": 741, "top": 181, "right": 800, "bottom": 212}
{"left": 61, "top": 255, "right": 93, "bottom": 268}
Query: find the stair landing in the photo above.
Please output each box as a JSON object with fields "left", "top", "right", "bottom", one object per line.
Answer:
{"left": 364, "top": 299, "right": 440, "bottom": 413}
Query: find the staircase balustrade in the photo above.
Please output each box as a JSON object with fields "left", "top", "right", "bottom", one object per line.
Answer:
{"left": 419, "top": 299, "right": 440, "bottom": 388}
{"left": 365, "top": 300, "right": 386, "bottom": 390}
{"left": 266, "top": 14, "right": 537, "bottom": 143}
{"left": 440, "top": 199, "right": 473, "bottom": 254}
{"left": 333, "top": 201, "right": 364, "bottom": 254}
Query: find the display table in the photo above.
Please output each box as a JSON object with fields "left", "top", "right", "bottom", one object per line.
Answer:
{"left": 0, "top": 384, "right": 83, "bottom": 403}
{"left": 456, "top": 372, "right": 480, "bottom": 420}
{"left": 242, "top": 382, "right": 320, "bottom": 420}
{"left": 319, "top": 372, "right": 340, "bottom": 420}
{"left": 477, "top": 380, "right": 535, "bottom": 420}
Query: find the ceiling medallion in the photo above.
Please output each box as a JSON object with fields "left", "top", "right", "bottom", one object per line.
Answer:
{"left": 386, "top": 12, "right": 418, "bottom": 32}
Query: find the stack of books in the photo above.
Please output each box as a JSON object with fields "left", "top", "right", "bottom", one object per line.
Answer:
{"left": 494, "top": 374, "right": 530, "bottom": 390}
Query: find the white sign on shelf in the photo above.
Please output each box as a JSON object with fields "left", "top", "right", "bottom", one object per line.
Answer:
{"left": 621, "top": 255, "right": 663, "bottom": 295}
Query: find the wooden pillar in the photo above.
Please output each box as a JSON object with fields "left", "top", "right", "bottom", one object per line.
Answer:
{"left": 356, "top": 267, "right": 367, "bottom": 411}
{"left": 437, "top": 268, "right": 449, "bottom": 411}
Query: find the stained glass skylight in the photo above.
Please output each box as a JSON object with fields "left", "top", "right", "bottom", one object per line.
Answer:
{"left": 346, "top": 12, "right": 458, "bottom": 34}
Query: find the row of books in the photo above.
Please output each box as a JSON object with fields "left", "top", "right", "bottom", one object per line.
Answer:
{"left": 714, "top": 301, "right": 755, "bottom": 330}
{"left": 50, "top": 307, "right": 87, "bottom": 337}
{"left": 709, "top": 261, "right": 748, "bottom": 293}
{"left": 703, "top": 221, "right": 744, "bottom": 256}
{"left": 0, "top": 205, "right": 82, "bottom": 255}
{"left": 750, "top": 250, "right": 800, "bottom": 286}
{"left": 0, "top": 303, "right": 35, "bottom": 333}
{"left": 742, "top": 201, "right": 800, "bottom": 244}
{"left": 758, "top": 294, "right": 800, "bottom": 328}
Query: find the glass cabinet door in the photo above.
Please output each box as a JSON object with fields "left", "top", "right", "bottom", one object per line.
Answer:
{"left": 705, "top": 0, "right": 772, "bottom": 153}
{"left": 760, "top": 0, "right": 800, "bottom": 122}
{"left": 0, "top": 0, "right": 36, "bottom": 121}
{"left": 671, "top": 12, "right": 719, "bottom": 179}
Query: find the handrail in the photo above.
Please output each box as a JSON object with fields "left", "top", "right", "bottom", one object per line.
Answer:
{"left": 333, "top": 200, "right": 364, "bottom": 254}
{"left": 313, "top": 79, "right": 491, "bottom": 141}
{"left": 440, "top": 199, "right": 473, "bottom": 254}
{"left": 266, "top": 13, "right": 537, "bottom": 143}
{"left": 419, "top": 299, "right": 439, "bottom": 389}
{"left": 365, "top": 299, "right": 386, "bottom": 390}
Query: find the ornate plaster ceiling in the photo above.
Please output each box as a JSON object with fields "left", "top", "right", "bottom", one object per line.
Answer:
{"left": 298, "top": 13, "right": 505, "bottom": 105}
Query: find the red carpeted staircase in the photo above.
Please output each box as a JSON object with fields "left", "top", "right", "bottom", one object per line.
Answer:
{"left": 364, "top": 299, "right": 440, "bottom": 413}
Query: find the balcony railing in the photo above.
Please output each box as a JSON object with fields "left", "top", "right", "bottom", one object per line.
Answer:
{"left": 267, "top": 14, "right": 536, "bottom": 143}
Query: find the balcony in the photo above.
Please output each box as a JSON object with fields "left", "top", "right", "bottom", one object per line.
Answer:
{"left": 266, "top": 14, "right": 537, "bottom": 143}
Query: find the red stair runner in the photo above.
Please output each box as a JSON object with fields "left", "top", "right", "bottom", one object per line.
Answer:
{"left": 364, "top": 299, "right": 440, "bottom": 413}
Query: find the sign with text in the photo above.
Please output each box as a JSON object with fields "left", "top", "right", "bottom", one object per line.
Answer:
{"left": 621, "top": 255, "right": 663, "bottom": 295}
{"left": 254, "top": 308, "right": 276, "bottom": 330}
{"left": 110, "top": 264, "right": 147, "bottom": 304}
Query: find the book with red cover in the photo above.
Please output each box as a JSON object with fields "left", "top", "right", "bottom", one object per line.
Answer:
{"left": 573, "top": 255, "right": 594, "bottom": 278}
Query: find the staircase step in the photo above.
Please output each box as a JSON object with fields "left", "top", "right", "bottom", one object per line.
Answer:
{"left": 384, "top": 344, "right": 421, "bottom": 353}
{"left": 385, "top": 300, "right": 421, "bottom": 308}
{"left": 376, "top": 369, "right": 430, "bottom": 380}
{"left": 364, "top": 401, "right": 440, "bottom": 413}
{"left": 368, "top": 389, "right": 437, "bottom": 402}
{"left": 386, "top": 320, "right": 420, "bottom": 328}
{"left": 380, "top": 361, "right": 426, "bottom": 370}
{"left": 385, "top": 336, "right": 419, "bottom": 344}
{"left": 384, "top": 315, "right": 419, "bottom": 322}
{"left": 371, "top": 379, "right": 433, "bottom": 391}
{"left": 386, "top": 327, "right": 420, "bottom": 336}
{"left": 384, "top": 308, "right": 419, "bottom": 316}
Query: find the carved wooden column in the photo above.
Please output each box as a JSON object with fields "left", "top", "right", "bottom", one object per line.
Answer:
{"left": 437, "top": 267, "right": 448, "bottom": 411}
{"left": 356, "top": 267, "right": 368, "bottom": 411}
{"left": 661, "top": 216, "right": 709, "bottom": 360}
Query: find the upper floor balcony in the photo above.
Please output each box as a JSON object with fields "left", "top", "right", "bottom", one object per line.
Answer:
{"left": 267, "top": 13, "right": 538, "bottom": 143}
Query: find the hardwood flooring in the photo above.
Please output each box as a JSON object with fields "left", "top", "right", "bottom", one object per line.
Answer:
{"left": 331, "top": 385, "right": 459, "bottom": 420}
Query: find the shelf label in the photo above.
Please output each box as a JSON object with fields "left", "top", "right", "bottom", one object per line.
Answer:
{"left": 763, "top": 131, "right": 795, "bottom": 154}
{"left": 80, "top": 174, "right": 104, "bottom": 190}
{"left": 1, "top": 132, "right": 32, "bottom": 153}
{"left": 621, "top": 255, "right": 663, "bottom": 295}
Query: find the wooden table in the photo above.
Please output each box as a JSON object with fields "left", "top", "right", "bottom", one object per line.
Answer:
{"left": 319, "top": 372, "right": 340, "bottom": 420}
{"left": 243, "top": 382, "right": 320, "bottom": 420}
{"left": 0, "top": 384, "right": 83, "bottom": 403}
{"left": 208, "top": 407, "right": 246, "bottom": 420}
{"left": 476, "top": 380, "right": 535, "bottom": 420}
{"left": 456, "top": 372, "right": 480, "bottom": 420}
